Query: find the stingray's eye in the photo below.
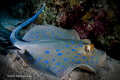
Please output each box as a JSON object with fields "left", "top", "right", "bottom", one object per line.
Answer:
{"left": 83, "top": 44, "right": 94, "bottom": 53}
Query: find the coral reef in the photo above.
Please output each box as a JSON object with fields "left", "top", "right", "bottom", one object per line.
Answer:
{"left": 56, "top": 0, "right": 113, "bottom": 39}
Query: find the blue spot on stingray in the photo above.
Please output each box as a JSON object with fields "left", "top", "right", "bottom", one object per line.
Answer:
{"left": 38, "top": 57, "right": 41, "bottom": 60}
{"left": 55, "top": 36, "right": 58, "bottom": 37}
{"left": 51, "top": 32, "right": 54, "bottom": 34}
{"left": 91, "top": 56, "right": 94, "bottom": 58}
{"left": 34, "top": 40, "right": 38, "bottom": 41}
{"left": 56, "top": 49, "right": 60, "bottom": 52}
{"left": 33, "top": 63, "right": 36, "bottom": 64}
{"left": 71, "top": 49, "right": 76, "bottom": 51}
{"left": 31, "top": 33, "right": 34, "bottom": 35}
{"left": 92, "top": 51, "right": 94, "bottom": 52}
{"left": 72, "top": 59, "right": 75, "bottom": 61}
{"left": 90, "top": 61, "right": 94, "bottom": 63}
{"left": 71, "top": 41, "right": 75, "bottom": 43}
{"left": 94, "top": 65, "right": 97, "bottom": 67}
{"left": 36, "top": 36, "right": 39, "bottom": 38}
{"left": 47, "top": 69, "right": 50, "bottom": 71}
{"left": 57, "top": 71, "right": 60, "bottom": 72}
{"left": 57, "top": 31, "right": 61, "bottom": 33}
{"left": 65, "top": 36, "right": 68, "bottom": 37}
{"left": 44, "top": 35, "right": 47, "bottom": 38}
{"left": 74, "top": 46, "right": 78, "bottom": 48}
{"left": 40, "top": 66, "right": 42, "bottom": 68}
{"left": 53, "top": 67, "right": 56, "bottom": 69}
{"left": 56, "top": 63, "right": 61, "bottom": 65}
{"left": 45, "top": 51, "right": 50, "bottom": 54}
{"left": 76, "top": 61, "right": 81, "bottom": 63}
{"left": 62, "top": 65, "right": 64, "bottom": 67}
{"left": 29, "top": 57, "right": 33, "bottom": 59}
{"left": 27, "top": 36, "right": 30, "bottom": 37}
{"left": 44, "top": 61, "right": 49, "bottom": 63}
{"left": 64, "top": 58, "right": 68, "bottom": 61}
{"left": 48, "top": 29, "right": 50, "bottom": 31}
{"left": 86, "top": 61, "right": 89, "bottom": 63}
{"left": 60, "top": 37, "right": 62, "bottom": 38}
{"left": 96, "top": 58, "right": 99, "bottom": 59}
{"left": 78, "top": 45, "right": 83, "bottom": 47}
{"left": 78, "top": 53, "right": 82, "bottom": 55}
{"left": 30, "top": 52, "right": 34, "bottom": 54}
{"left": 52, "top": 59, "right": 56, "bottom": 61}
{"left": 75, "top": 56, "right": 78, "bottom": 58}
{"left": 66, "top": 45, "right": 70, "bottom": 47}
{"left": 36, "top": 32, "right": 38, "bottom": 34}
{"left": 31, "top": 37, "right": 34, "bottom": 38}
{"left": 36, "top": 60, "right": 39, "bottom": 62}
{"left": 57, "top": 53, "right": 63, "bottom": 56}
{"left": 83, "top": 56, "right": 86, "bottom": 59}
{"left": 96, "top": 62, "right": 98, "bottom": 64}
{"left": 67, "top": 52, "right": 70, "bottom": 54}
{"left": 42, "top": 31, "right": 46, "bottom": 34}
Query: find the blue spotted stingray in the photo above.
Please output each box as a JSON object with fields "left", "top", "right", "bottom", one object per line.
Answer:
{"left": 10, "top": 5, "right": 106, "bottom": 78}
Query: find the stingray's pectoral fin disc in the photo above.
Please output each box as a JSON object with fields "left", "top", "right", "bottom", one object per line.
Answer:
{"left": 56, "top": 65, "right": 95, "bottom": 78}
{"left": 77, "top": 65, "right": 96, "bottom": 73}
{"left": 22, "top": 25, "right": 81, "bottom": 42}
{"left": 54, "top": 67, "right": 75, "bottom": 78}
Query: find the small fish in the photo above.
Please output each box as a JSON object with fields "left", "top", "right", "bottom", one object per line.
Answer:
{"left": 10, "top": 5, "right": 106, "bottom": 78}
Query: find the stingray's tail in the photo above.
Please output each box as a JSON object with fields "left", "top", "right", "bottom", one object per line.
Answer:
{"left": 10, "top": 4, "right": 45, "bottom": 48}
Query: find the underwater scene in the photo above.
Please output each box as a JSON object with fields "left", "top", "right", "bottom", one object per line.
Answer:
{"left": 0, "top": 0, "right": 120, "bottom": 80}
